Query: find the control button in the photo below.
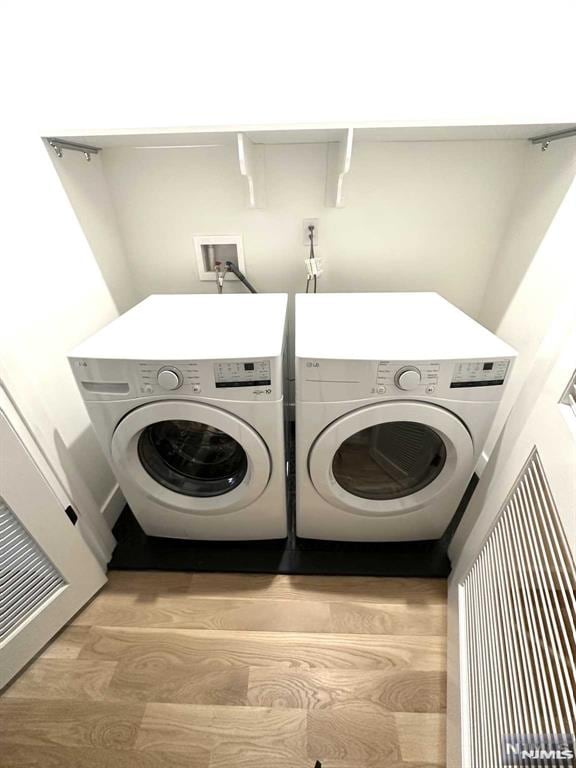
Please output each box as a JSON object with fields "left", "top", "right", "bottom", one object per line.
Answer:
{"left": 192, "top": 384, "right": 202, "bottom": 393}
{"left": 143, "top": 384, "right": 153, "bottom": 394}
{"left": 395, "top": 367, "right": 422, "bottom": 391}
{"left": 157, "top": 368, "right": 183, "bottom": 391}
{"left": 376, "top": 386, "right": 387, "bottom": 394}
{"left": 426, "top": 384, "right": 436, "bottom": 394}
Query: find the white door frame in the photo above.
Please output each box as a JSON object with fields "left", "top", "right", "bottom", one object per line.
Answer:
{"left": 0, "top": 388, "right": 107, "bottom": 689}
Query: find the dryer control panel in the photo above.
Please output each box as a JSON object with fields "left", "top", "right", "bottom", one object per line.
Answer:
{"left": 297, "top": 356, "right": 515, "bottom": 403}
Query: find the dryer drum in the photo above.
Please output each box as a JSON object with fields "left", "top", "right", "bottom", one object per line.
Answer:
{"left": 138, "top": 419, "right": 248, "bottom": 497}
{"left": 332, "top": 421, "right": 447, "bottom": 500}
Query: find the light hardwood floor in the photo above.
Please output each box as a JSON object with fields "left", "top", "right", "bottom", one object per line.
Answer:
{"left": 0, "top": 572, "right": 447, "bottom": 768}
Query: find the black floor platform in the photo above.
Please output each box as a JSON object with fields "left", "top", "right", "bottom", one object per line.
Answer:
{"left": 110, "top": 507, "right": 452, "bottom": 577}
{"left": 109, "top": 487, "right": 468, "bottom": 577}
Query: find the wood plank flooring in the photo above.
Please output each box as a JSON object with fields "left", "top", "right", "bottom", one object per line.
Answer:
{"left": 0, "top": 572, "right": 447, "bottom": 767}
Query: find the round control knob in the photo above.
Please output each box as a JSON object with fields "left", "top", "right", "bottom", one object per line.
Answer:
{"left": 157, "top": 368, "right": 182, "bottom": 391}
{"left": 395, "top": 367, "right": 421, "bottom": 391}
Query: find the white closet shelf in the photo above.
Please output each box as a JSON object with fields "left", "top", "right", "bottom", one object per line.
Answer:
{"left": 44, "top": 121, "right": 576, "bottom": 147}
{"left": 44, "top": 121, "right": 576, "bottom": 210}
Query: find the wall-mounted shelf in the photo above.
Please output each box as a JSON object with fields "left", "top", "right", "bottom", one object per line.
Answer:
{"left": 47, "top": 121, "right": 576, "bottom": 148}
{"left": 44, "top": 121, "right": 576, "bottom": 213}
{"left": 325, "top": 128, "right": 354, "bottom": 208}
{"left": 237, "top": 133, "right": 266, "bottom": 209}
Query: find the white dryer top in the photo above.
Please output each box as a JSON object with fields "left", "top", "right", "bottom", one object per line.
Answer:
{"left": 70, "top": 293, "right": 288, "bottom": 360}
{"left": 296, "top": 292, "right": 516, "bottom": 361}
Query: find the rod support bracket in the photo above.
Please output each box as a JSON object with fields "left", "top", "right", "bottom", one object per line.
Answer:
{"left": 47, "top": 138, "right": 101, "bottom": 161}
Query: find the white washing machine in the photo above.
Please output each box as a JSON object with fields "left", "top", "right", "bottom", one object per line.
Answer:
{"left": 295, "top": 292, "right": 517, "bottom": 542}
{"left": 69, "top": 294, "right": 288, "bottom": 540}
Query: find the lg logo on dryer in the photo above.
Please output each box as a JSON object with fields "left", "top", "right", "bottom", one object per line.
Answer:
{"left": 306, "top": 361, "right": 320, "bottom": 368}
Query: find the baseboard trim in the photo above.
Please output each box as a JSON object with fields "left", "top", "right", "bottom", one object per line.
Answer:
{"left": 101, "top": 483, "right": 125, "bottom": 528}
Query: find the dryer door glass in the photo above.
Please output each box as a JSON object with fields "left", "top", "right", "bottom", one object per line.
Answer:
{"left": 332, "top": 421, "right": 447, "bottom": 500}
{"left": 138, "top": 420, "right": 248, "bottom": 497}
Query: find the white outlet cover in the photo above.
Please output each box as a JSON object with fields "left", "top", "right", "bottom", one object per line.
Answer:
{"left": 303, "top": 219, "right": 319, "bottom": 246}
{"left": 193, "top": 235, "right": 245, "bottom": 281}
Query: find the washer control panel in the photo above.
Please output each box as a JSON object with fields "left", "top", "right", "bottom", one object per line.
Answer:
{"left": 135, "top": 359, "right": 275, "bottom": 399}
{"left": 70, "top": 357, "right": 280, "bottom": 401}
{"left": 450, "top": 359, "right": 510, "bottom": 388}
{"left": 214, "top": 360, "right": 271, "bottom": 388}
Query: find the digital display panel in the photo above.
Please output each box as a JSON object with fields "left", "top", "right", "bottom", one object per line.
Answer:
{"left": 450, "top": 359, "right": 510, "bottom": 388}
{"left": 214, "top": 360, "right": 271, "bottom": 388}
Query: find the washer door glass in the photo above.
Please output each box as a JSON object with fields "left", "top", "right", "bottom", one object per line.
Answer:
{"left": 332, "top": 421, "right": 447, "bottom": 500}
{"left": 138, "top": 419, "right": 248, "bottom": 497}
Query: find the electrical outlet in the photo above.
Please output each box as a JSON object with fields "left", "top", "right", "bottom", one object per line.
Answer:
{"left": 303, "top": 219, "right": 319, "bottom": 246}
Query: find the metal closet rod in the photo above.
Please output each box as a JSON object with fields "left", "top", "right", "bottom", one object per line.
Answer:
{"left": 530, "top": 126, "right": 576, "bottom": 150}
{"left": 47, "top": 138, "right": 101, "bottom": 160}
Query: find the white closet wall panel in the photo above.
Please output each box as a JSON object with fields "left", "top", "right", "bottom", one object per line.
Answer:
{"left": 0, "top": 136, "right": 124, "bottom": 538}
{"left": 478, "top": 170, "right": 576, "bottom": 465}
{"left": 480, "top": 136, "right": 576, "bottom": 332}
{"left": 48, "top": 149, "right": 138, "bottom": 314}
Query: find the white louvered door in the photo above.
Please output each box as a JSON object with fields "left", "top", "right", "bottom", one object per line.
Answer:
{"left": 447, "top": 321, "right": 576, "bottom": 768}
{"left": 0, "top": 394, "right": 106, "bottom": 689}
{"left": 460, "top": 451, "right": 576, "bottom": 766}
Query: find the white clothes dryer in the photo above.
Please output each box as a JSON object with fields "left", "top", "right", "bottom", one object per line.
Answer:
{"left": 69, "top": 294, "right": 288, "bottom": 540}
{"left": 295, "top": 292, "right": 516, "bottom": 542}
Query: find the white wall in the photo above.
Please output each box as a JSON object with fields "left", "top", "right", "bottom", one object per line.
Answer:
{"left": 0, "top": 137, "right": 125, "bottom": 544}
{"left": 480, "top": 137, "right": 576, "bottom": 330}
{"left": 477, "top": 139, "right": 576, "bottom": 459}
{"left": 101, "top": 139, "right": 527, "bottom": 319}
{"left": 49, "top": 149, "right": 137, "bottom": 314}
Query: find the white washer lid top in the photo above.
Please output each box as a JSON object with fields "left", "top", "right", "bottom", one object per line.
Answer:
{"left": 295, "top": 292, "right": 516, "bottom": 361}
{"left": 70, "top": 293, "right": 288, "bottom": 360}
